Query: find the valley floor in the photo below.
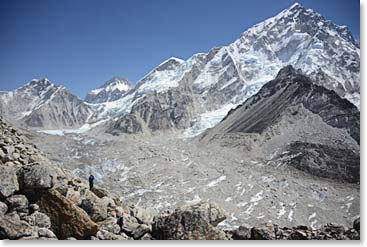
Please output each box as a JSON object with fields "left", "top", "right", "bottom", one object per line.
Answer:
{"left": 28, "top": 130, "right": 360, "bottom": 230}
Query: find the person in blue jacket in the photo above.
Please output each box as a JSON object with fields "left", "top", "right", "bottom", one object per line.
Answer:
{"left": 89, "top": 174, "right": 95, "bottom": 190}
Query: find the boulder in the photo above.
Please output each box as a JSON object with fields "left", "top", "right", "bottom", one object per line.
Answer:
{"left": 20, "top": 163, "right": 56, "bottom": 190}
{"left": 91, "top": 186, "right": 109, "bottom": 198}
{"left": 140, "top": 233, "right": 153, "bottom": 240}
{"left": 0, "top": 148, "right": 5, "bottom": 158}
{"left": 345, "top": 228, "right": 360, "bottom": 240}
{"left": 0, "top": 201, "right": 8, "bottom": 215}
{"left": 232, "top": 225, "right": 252, "bottom": 240}
{"left": 80, "top": 191, "right": 108, "bottom": 222}
{"left": 6, "top": 194, "right": 28, "bottom": 213}
{"left": 37, "top": 189, "right": 99, "bottom": 239}
{"left": 29, "top": 203, "right": 40, "bottom": 214}
{"left": 0, "top": 165, "right": 19, "bottom": 198}
{"left": 97, "top": 217, "right": 121, "bottom": 235}
{"left": 152, "top": 202, "right": 227, "bottom": 240}
{"left": 2, "top": 145, "right": 15, "bottom": 155}
{"left": 0, "top": 212, "right": 37, "bottom": 240}
{"left": 3, "top": 137, "right": 13, "bottom": 144}
{"left": 38, "top": 228, "right": 57, "bottom": 239}
{"left": 96, "top": 229, "right": 129, "bottom": 240}
{"left": 130, "top": 206, "right": 155, "bottom": 225}
{"left": 251, "top": 223, "right": 276, "bottom": 240}
{"left": 24, "top": 211, "right": 51, "bottom": 229}
{"left": 118, "top": 213, "right": 140, "bottom": 235}
{"left": 132, "top": 224, "right": 151, "bottom": 240}
{"left": 65, "top": 187, "right": 82, "bottom": 205}
{"left": 287, "top": 229, "right": 309, "bottom": 240}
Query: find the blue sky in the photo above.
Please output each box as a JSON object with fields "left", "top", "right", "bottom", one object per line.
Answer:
{"left": 0, "top": 0, "right": 360, "bottom": 98}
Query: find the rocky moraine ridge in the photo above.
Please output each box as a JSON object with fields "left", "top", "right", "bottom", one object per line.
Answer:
{"left": 0, "top": 117, "right": 360, "bottom": 240}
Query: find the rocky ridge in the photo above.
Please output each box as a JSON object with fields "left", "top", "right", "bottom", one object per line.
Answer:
{"left": 0, "top": 78, "right": 92, "bottom": 129}
{"left": 200, "top": 66, "right": 359, "bottom": 183}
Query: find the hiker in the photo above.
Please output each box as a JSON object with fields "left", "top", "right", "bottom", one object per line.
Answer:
{"left": 89, "top": 174, "right": 95, "bottom": 190}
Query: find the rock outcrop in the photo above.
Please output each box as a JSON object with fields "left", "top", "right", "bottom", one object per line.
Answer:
{"left": 201, "top": 66, "right": 360, "bottom": 183}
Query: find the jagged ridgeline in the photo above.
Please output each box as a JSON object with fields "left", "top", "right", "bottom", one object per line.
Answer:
{"left": 0, "top": 3, "right": 360, "bottom": 135}
{"left": 0, "top": 118, "right": 361, "bottom": 239}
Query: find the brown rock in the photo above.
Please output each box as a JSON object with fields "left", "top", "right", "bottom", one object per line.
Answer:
{"left": 37, "top": 189, "right": 99, "bottom": 239}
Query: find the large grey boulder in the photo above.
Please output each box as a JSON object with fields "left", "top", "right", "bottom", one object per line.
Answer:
{"left": 80, "top": 191, "right": 108, "bottom": 222}
{"left": 20, "top": 163, "right": 56, "bottom": 190}
{"left": 97, "top": 217, "right": 121, "bottom": 235}
{"left": 0, "top": 212, "right": 38, "bottom": 240}
{"left": 129, "top": 205, "right": 155, "bottom": 225}
{"left": 118, "top": 212, "right": 140, "bottom": 235}
{"left": 24, "top": 211, "right": 52, "bottom": 229}
{"left": 132, "top": 224, "right": 151, "bottom": 240}
{"left": 6, "top": 194, "right": 28, "bottom": 213}
{"left": 152, "top": 202, "right": 227, "bottom": 240}
{"left": 0, "top": 165, "right": 19, "bottom": 198}
{"left": 231, "top": 225, "right": 252, "bottom": 240}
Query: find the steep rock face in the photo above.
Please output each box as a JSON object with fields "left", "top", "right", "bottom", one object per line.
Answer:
{"left": 201, "top": 66, "right": 359, "bottom": 183}
{"left": 23, "top": 87, "right": 91, "bottom": 129}
{"left": 85, "top": 77, "right": 132, "bottom": 104}
{"left": 95, "top": 3, "right": 359, "bottom": 136}
{"left": 105, "top": 114, "right": 148, "bottom": 135}
{"left": 0, "top": 79, "right": 92, "bottom": 129}
{"left": 281, "top": 142, "right": 359, "bottom": 183}
{"left": 129, "top": 86, "right": 197, "bottom": 132}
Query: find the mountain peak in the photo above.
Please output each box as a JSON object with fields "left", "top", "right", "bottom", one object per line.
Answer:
{"left": 102, "top": 77, "right": 131, "bottom": 88}
{"left": 85, "top": 77, "right": 132, "bottom": 104}
{"left": 28, "top": 78, "right": 52, "bottom": 87}
{"left": 275, "top": 65, "right": 299, "bottom": 79}
{"left": 287, "top": 2, "right": 303, "bottom": 11}
{"left": 155, "top": 57, "right": 184, "bottom": 71}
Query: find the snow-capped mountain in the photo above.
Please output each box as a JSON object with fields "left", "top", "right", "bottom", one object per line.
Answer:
{"left": 85, "top": 77, "right": 132, "bottom": 104}
{"left": 1, "top": 3, "right": 359, "bottom": 135}
{"left": 92, "top": 2, "right": 359, "bottom": 136}
{"left": 0, "top": 78, "right": 92, "bottom": 129}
